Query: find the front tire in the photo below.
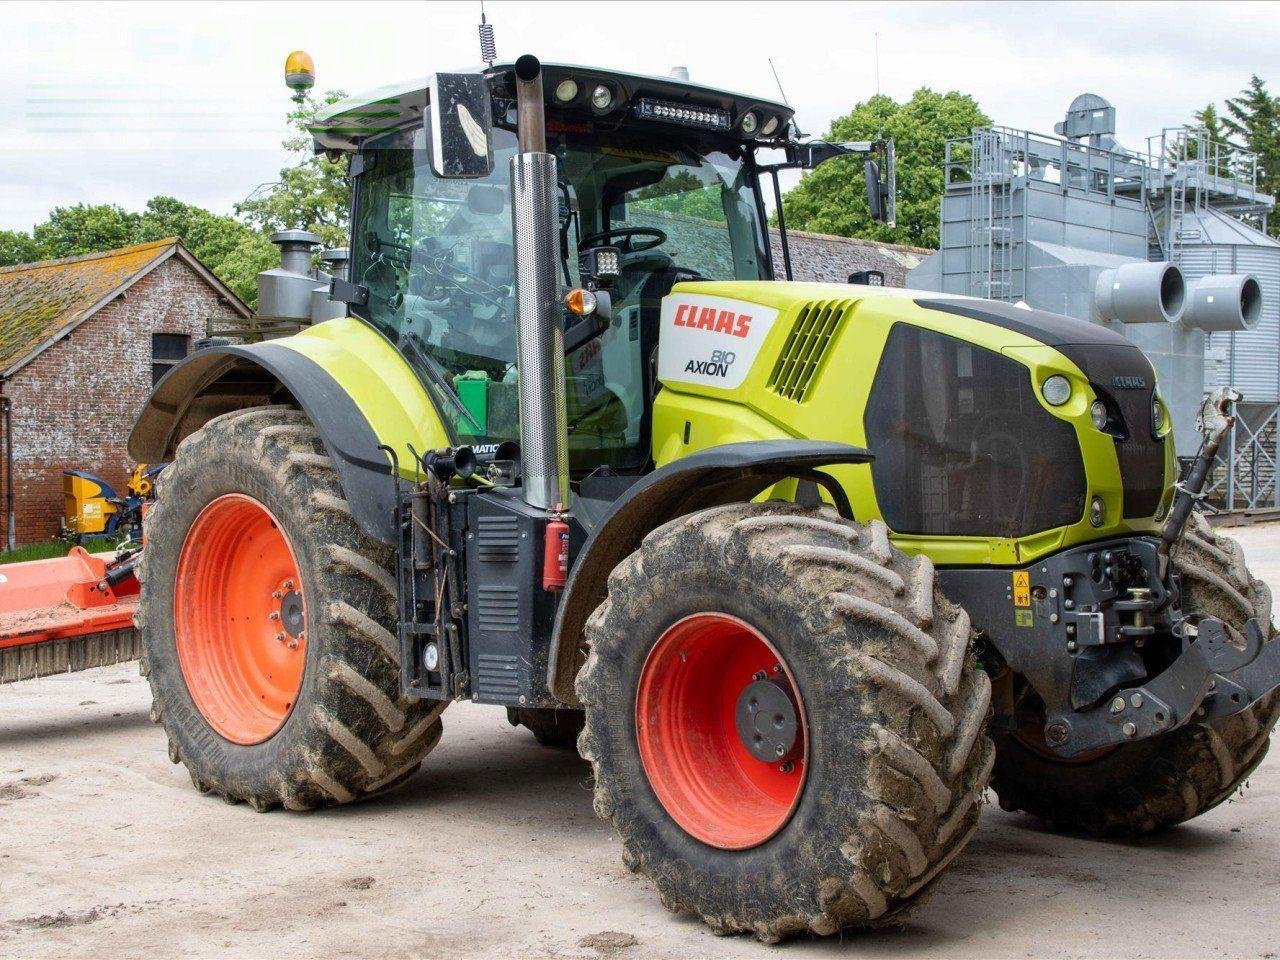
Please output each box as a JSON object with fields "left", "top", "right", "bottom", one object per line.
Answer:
{"left": 991, "top": 512, "right": 1279, "bottom": 834}
{"left": 576, "top": 502, "right": 993, "bottom": 941}
{"left": 137, "top": 406, "right": 445, "bottom": 811}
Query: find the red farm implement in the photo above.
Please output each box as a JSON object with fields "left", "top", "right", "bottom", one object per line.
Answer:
{"left": 0, "top": 547, "right": 141, "bottom": 683}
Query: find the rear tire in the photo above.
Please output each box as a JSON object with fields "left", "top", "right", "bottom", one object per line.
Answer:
{"left": 991, "top": 512, "right": 1279, "bottom": 835}
{"left": 506, "top": 707, "right": 585, "bottom": 748}
{"left": 576, "top": 502, "right": 993, "bottom": 941}
{"left": 137, "top": 405, "right": 445, "bottom": 811}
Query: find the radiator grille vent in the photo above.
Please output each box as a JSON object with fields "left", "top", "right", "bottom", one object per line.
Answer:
{"left": 475, "top": 654, "right": 520, "bottom": 697}
{"left": 766, "top": 299, "right": 854, "bottom": 402}
{"left": 476, "top": 586, "right": 520, "bottom": 631}
{"left": 475, "top": 515, "right": 520, "bottom": 562}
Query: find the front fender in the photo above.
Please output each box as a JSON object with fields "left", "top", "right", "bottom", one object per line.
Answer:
{"left": 548, "top": 439, "right": 873, "bottom": 703}
{"left": 129, "top": 318, "right": 448, "bottom": 544}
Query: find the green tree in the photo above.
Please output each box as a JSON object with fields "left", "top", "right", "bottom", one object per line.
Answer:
{"left": 780, "top": 89, "right": 989, "bottom": 249}
{"left": 0, "top": 229, "right": 47, "bottom": 266}
{"left": 236, "top": 91, "right": 350, "bottom": 250}
{"left": 1222, "top": 75, "right": 1280, "bottom": 235}
{"left": 137, "top": 196, "right": 278, "bottom": 307}
{"left": 30, "top": 203, "right": 142, "bottom": 259}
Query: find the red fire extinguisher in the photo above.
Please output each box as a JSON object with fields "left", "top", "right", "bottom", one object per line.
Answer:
{"left": 542, "top": 505, "right": 569, "bottom": 591}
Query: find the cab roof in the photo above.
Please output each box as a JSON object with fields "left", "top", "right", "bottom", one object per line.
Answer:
{"left": 310, "top": 61, "right": 795, "bottom": 153}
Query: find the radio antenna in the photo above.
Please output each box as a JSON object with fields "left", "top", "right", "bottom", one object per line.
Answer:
{"left": 768, "top": 58, "right": 790, "bottom": 106}
{"left": 478, "top": 1, "right": 497, "bottom": 67}
{"left": 874, "top": 32, "right": 881, "bottom": 98}
{"left": 768, "top": 58, "right": 803, "bottom": 138}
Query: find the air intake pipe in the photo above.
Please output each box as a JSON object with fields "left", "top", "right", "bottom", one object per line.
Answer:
{"left": 258, "top": 230, "right": 322, "bottom": 320}
{"left": 509, "top": 54, "right": 570, "bottom": 511}
{"left": 1181, "top": 274, "right": 1262, "bottom": 333}
{"left": 1093, "top": 261, "right": 1186, "bottom": 325}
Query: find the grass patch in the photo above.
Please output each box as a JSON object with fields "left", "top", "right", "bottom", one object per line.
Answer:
{"left": 0, "top": 537, "right": 120, "bottom": 565}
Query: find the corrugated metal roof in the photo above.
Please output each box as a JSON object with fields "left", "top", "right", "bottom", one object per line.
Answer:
{"left": 1156, "top": 204, "right": 1280, "bottom": 248}
{"left": 0, "top": 239, "right": 178, "bottom": 375}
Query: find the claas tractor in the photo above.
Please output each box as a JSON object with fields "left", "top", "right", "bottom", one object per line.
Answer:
{"left": 127, "top": 54, "right": 1280, "bottom": 940}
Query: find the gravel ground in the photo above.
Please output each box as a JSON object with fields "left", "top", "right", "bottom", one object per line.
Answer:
{"left": 1, "top": 524, "right": 1278, "bottom": 960}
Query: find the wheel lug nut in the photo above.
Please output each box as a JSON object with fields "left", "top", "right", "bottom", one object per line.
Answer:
{"left": 287, "top": 640, "right": 299, "bottom": 649}
{"left": 779, "top": 761, "right": 794, "bottom": 773}
{"left": 269, "top": 611, "right": 280, "bottom": 621}
{"left": 774, "top": 745, "right": 786, "bottom": 757}
{"left": 272, "top": 590, "right": 284, "bottom": 599}
{"left": 753, "top": 670, "right": 766, "bottom": 681}
{"left": 283, "top": 580, "right": 295, "bottom": 590}
{"left": 275, "top": 632, "right": 286, "bottom": 642}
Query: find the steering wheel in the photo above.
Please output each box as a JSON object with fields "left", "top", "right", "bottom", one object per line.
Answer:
{"left": 579, "top": 226, "right": 667, "bottom": 255}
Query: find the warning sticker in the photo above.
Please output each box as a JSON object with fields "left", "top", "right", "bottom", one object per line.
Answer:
{"left": 1012, "top": 571, "right": 1031, "bottom": 608}
{"left": 1015, "top": 609, "right": 1034, "bottom": 628}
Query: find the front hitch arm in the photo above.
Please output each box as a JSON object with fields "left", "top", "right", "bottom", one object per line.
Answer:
{"left": 1046, "top": 616, "right": 1280, "bottom": 757}
{"left": 1158, "top": 386, "right": 1241, "bottom": 563}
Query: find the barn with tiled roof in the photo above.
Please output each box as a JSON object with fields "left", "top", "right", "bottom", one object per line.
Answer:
{"left": 0, "top": 240, "right": 249, "bottom": 543}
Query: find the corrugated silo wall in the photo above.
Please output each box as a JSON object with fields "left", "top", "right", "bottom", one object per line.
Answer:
{"left": 1186, "top": 243, "right": 1280, "bottom": 403}
{"left": 1184, "top": 241, "right": 1280, "bottom": 506}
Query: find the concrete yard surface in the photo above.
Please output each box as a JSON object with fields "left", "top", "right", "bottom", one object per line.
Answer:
{"left": 2, "top": 525, "right": 1279, "bottom": 960}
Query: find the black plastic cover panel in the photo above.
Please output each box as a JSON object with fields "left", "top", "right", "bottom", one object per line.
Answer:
{"left": 865, "top": 323, "right": 1086, "bottom": 538}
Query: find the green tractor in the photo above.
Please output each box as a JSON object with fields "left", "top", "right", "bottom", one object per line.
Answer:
{"left": 129, "top": 54, "right": 1279, "bottom": 940}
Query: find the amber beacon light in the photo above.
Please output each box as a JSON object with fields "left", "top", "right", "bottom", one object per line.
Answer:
{"left": 284, "top": 50, "right": 316, "bottom": 102}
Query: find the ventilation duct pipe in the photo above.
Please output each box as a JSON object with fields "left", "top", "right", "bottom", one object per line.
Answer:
{"left": 310, "top": 248, "right": 349, "bottom": 322}
{"left": 1181, "top": 274, "right": 1262, "bottom": 333}
{"left": 1093, "top": 261, "right": 1186, "bottom": 325}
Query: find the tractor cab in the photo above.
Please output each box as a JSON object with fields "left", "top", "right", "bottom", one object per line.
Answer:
{"left": 311, "top": 63, "right": 890, "bottom": 472}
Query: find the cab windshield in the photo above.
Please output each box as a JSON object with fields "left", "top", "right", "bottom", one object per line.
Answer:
{"left": 350, "top": 121, "right": 768, "bottom": 469}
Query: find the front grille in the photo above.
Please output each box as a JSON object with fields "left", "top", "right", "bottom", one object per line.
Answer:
{"left": 1058, "top": 343, "right": 1165, "bottom": 519}
{"left": 865, "top": 323, "right": 1087, "bottom": 538}
{"left": 767, "top": 299, "right": 854, "bottom": 402}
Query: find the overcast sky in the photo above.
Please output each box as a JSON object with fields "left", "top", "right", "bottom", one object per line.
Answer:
{"left": 1, "top": 0, "right": 1276, "bottom": 233}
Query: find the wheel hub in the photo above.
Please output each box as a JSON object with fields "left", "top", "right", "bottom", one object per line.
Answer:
{"left": 735, "top": 675, "right": 800, "bottom": 764}
{"left": 278, "top": 586, "right": 305, "bottom": 639}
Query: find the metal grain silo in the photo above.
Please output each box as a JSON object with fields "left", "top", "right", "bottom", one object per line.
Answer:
{"left": 1170, "top": 206, "right": 1280, "bottom": 404}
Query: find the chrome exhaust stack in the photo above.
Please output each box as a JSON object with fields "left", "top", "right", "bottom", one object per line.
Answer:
{"left": 509, "top": 54, "right": 570, "bottom": 511}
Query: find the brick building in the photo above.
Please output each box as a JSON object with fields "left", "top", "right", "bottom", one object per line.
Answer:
{"left": 0, "top": 239, "right": 250, "bottom": 545}
{"left": 769, "top": 228, "right": 930, "bottom": 287}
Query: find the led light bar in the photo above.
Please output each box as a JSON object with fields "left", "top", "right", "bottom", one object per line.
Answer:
{"left": 635, "top": 98, "right": 731, "bottom": 131}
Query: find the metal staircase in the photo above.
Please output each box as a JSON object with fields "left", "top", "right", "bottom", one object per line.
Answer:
{"left": 967, "top": 129, "right": 1022, "bottom": 301}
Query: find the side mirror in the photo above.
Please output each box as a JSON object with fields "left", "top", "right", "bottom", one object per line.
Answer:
{"left": 789, "top": 138, "right": 896, "bottom": 227}
{"left": 864, "top": 157, "right": 885, "bottom": 221}
{"left": 428, "top": 72, "right": 494, "bottom": 178}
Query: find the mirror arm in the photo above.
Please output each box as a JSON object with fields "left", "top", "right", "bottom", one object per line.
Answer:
{"left": 769, "top": 167, "right": 793, "bottom": 281}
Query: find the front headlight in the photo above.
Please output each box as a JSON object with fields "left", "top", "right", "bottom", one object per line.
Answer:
{"left": 1091, "top": 400, "right": 1110, "bottom": 432}
{"left": 1041, "top": 375, "right": 1072, "bottom": 406}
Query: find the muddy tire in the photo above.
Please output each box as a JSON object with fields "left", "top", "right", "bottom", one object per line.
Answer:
{"left": 576, "top": 502, "right": 993, "bottom": 941}
{"left": 137, "top": 405, "right": 445, "bottom": 811}
{"left": 991, "top": 512, "right": 1279, "bottom": 835}
{"left": 506, "top": 707, "right": 585, "bottom": 748}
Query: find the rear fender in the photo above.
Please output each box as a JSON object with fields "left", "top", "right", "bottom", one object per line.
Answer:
{"left": 548, "top": 440, "right": 873, "bottom": 703}
{"left": 129, "top": 318, "right": 448, "bottom": 544}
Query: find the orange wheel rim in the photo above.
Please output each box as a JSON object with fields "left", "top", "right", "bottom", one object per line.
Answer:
{"left": 635, "top": 613, "right": 808, "bottom": 850}
{"left": 174, "top": 494, "right": 306, "bottom": 745}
